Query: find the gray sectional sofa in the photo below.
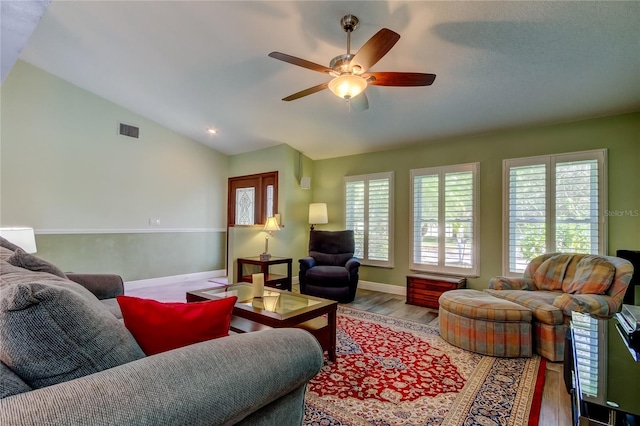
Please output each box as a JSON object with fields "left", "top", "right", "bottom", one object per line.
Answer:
{"left": 0, "top": 240, "right": 323, "bottom": 425}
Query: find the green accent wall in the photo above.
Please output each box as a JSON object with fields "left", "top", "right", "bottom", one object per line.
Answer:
{"left": 35, "top": 232, "right": 226, "bottom": 280}
{"left": 227, "top": 144, "right": 313, "bottom": 280}
{"left": 313, "top": 112, "right": 640, "bottom": 290}
{"left": 1, "top": 61, "right": 229, "bottom": 280}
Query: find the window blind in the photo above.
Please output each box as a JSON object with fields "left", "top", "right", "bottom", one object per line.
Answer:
{"left": 504, "top": 150, "right": 605, "bottom": 275}
{"left": 345, "top": 180, "right": 365, "bottom": 259}
{"left": 555, "top": 160, "right": 599, "bottom": 254}
{"left": 412, "top": 174, "right": 439, "bottom": 266}
{"left": 444, "top": 171, "right": 475, "bottom": 269}
{"left": 507, "top": 163, "right": 547, "bottom": 273}
{"left": 345, "top": 172, "right": 393, "bottom": 266}
{"left": 368, "top": 178, "right": 390, "bottom": 261}
{"left": 411, "top": 163, "right": 478, "bottom": 275}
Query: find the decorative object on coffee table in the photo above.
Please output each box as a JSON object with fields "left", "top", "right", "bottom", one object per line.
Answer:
{"left": 252, "top": 273, "right": 264, "bottom": 298}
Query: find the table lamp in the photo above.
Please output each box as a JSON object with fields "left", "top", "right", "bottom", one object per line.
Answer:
{"left": 261, "top": 216, "right": 280, "bottom": 260}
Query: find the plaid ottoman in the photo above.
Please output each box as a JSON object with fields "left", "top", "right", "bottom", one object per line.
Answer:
{"left": 438, "top": 289, "right": 533, "bottom": 357}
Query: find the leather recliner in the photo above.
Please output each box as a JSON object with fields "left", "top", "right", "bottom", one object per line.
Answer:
{"left": 298, "top": 230, "right": 360, "bottom": 303}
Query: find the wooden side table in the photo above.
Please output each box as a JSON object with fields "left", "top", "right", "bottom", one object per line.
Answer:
{"left": 237, "top": 256, "right": 292, "bottom": 291}
{"left": 406, "top": 274, "right": 466, "bottom": 309}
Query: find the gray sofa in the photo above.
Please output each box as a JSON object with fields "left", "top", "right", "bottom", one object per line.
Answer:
{"left": 0, "top": 241, "right": 324, "bottom": 425}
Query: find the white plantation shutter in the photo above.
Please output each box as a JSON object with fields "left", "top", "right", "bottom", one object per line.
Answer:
{"left": 345, "top": 180, "right": 365, "bottom": 258}
{"left": 445, "top": 171, "right": 475, "bottom": 269}
{"left": 368, "top": 178, "right": 390, "bottom": 261}
{"left": 555, "top": 159, "right": 600, "bottom": 253}
{"left": 503, "top": 150, "right": 606, "bottom": 275}
{"left": 345, "top": 172, "right": 394, "bottom": 266}
{"left": 507, "top": 163, "right": 547, "bottom": 273}
{"left": 412, "top": 174, "right": 439, "bottom": 266}
{"left": 410, "top": 163, "right": 479, "bottom": 275}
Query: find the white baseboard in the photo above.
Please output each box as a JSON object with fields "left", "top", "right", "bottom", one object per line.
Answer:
{"left": 359, "top": 280, "right": 406, "bottom": 296}
{"left": 125, "top": 269, "right": 226, "bottom": 290}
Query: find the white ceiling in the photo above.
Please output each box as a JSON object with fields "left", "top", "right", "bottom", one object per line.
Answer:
{"left": 15, "top": 1, "right": 640, "bottom": 160}
{"left": 0, "top": 0, "right": 50, "bottom": 82}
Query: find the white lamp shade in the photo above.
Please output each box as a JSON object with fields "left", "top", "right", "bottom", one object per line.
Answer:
{"left": 0, "top": 227, "right": 37, "bottom": 253}
{"left": 308, "top": 203, "right": 328, "bottom": 225}
{"left": 263, "top": 216, "right": 280, "bottom": 232}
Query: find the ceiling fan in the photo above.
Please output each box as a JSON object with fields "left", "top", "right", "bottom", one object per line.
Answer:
{"left": 268, "top": 14, "right": 436, "bottom": 111}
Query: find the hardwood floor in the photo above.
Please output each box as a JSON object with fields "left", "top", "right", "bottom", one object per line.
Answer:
{"left": 128, "top": 280, "right": 571, "bottom": 426}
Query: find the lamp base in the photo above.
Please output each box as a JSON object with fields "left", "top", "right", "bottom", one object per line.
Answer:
{"left": 260, "top": 253, "right": 272, "bottom": 261}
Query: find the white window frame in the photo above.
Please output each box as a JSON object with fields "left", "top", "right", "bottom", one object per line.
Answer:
{"left": 502, "top": 149, "right": 607, "bottom": 276}
{"left": 344, "top": 171, "right": 394, "bottom": 268}
{"left": 409, "top": 163, "right": 480, "bottom": 276}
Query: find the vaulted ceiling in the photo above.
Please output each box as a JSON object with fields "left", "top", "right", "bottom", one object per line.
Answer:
{"left": 12, "top": 1, "right": 640, "bottom": 160}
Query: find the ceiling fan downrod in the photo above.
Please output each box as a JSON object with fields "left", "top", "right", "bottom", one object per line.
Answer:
{"left": 340, "top": 14, "right": 359, "bottom": 55}
{"left": 330, "top": 15, "right": 360, "bottom": 74}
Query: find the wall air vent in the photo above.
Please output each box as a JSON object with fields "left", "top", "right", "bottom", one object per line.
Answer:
{"left": 118, "top": 122, "right": 140, "bottom": 139}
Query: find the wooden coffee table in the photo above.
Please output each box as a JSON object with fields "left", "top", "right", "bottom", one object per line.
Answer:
{"left": 187, "top": 284, "right": 338, "bottom": 361}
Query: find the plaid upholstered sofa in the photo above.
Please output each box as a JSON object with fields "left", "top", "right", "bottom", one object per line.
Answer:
{"left": 486, "top": 253, "right": 634, "bottom": 361}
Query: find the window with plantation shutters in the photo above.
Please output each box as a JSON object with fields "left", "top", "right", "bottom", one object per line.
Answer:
{"left": 344, "top": 172, "right": 394, "bottom": 267}
{"left": 410, "top": 163, "right": 479, "bottom": 276}
{"left": 503, "top": 149, "right": 606, "bottom": 275}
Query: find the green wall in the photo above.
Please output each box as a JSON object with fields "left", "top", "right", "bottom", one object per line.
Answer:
{"left": 35, "top": 232, "right": 226, "bottom": 280}
{"left": 313, "top": 112, "right": 640, "bottom": 290}
{"left": 227, "top": 144, "right": 313, "bottom": 280}
{"left": 1, "top": 61, "right": 229, "bottom": 280}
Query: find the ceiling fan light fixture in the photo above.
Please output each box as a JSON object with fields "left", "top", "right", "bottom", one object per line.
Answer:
{"left": 328, "top": 74, "right": 368, "bottom": 99}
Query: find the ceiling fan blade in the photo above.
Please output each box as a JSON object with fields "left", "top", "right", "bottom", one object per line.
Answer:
{"left": 349, "top": 28, "right": 400, "bottom": 73}
{"left": 366, "top": 72, "right": 436, "bottom": 87}
{"left": 282, "top": 82, "right": 329, "bottom": 101}
{"left": 349, "top": 92, "right": 369, "bottom": 111}
{"left": 268, "top": 52, "right": 334, "bottom": 74}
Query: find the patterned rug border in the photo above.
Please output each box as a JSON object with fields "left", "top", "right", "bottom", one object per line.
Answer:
{"left": 305, "top": 306, "right": 545, "bottom": 426}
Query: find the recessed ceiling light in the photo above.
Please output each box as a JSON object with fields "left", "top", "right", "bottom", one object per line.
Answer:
{"left": 207, "top": 128, "right": 217, "bottom": 134}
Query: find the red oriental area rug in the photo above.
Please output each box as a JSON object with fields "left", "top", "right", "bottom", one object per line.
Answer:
{"left": 304, "top": 307, "right": 545, "bottom": 426}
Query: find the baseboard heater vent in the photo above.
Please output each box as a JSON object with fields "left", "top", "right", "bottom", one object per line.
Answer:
{"left": 118, "top": 122, "right": 140, "bottom": 139}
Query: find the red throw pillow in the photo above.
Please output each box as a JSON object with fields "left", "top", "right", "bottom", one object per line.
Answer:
{"left": 116, "top": 295, "right": 237, "bottom": 355}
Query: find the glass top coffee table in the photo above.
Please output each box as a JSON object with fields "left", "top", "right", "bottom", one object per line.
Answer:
{"left": 187, "top": 284, "right": 338, "bottom": 361}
